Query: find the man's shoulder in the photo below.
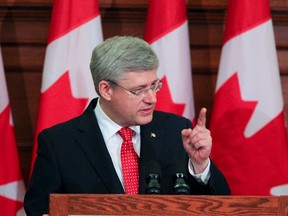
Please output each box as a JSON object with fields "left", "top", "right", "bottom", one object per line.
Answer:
{"left": 153, "top": 110, "right": 188, "bottom": 120}
{"left": 152, "top": 110, "right": 191, "bottom": 126}
{"left": 40, "top": 114, "right": 82, "bottom": 135}
{"left": 144, "top": 110, "right": 192, "bottom": 134}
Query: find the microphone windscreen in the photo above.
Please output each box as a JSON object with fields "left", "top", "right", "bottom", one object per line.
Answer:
{"left": 145, "top": 160, "right": 161, "bottom": 194}
{"left": 138, "top": 135, "right": 161, "bottom": 194}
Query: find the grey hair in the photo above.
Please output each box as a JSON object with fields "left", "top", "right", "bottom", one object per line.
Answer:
{"left": 90, "top": 36, "right": 159, "bottom": 95}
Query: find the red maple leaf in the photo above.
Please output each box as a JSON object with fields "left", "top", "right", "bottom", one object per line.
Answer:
{"left": 210, "top": 73, "right": 288, "bottom": 195}
{"left": 36, "top": 71, "right": 89, "bottom": 131}
{"left": 31, "top": 71, "right": 89, "bottom": 170}
{"left": 155, "top": 76, "right": 185, "bottom": 116}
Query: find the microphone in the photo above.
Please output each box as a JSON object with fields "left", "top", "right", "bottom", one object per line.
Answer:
{"left": 172, "top": 161, "right": 190, "bottom": 195}
{"left": 145, "top": 161, "right": 161, "bottom": 194}
{"left": 140, "top": 134, "right": 161, "bottom": 194}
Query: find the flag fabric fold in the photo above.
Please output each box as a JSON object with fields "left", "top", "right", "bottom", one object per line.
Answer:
{"left": 144, "top": 0, "right": 195, "bottom": 121}
{"left": 0, "top": 46, "right": 26, "bottom": 215}
{"left": 30, "top": 0, "right": 103, "bottom": 174}
{"left": 210, "top": 0, "right": 288, "bottom": 195}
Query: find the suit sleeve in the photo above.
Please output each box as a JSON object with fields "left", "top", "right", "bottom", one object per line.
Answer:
{"left": 187, "top": 160, "right": 231, "bottom": 195}
{"left": 24, "top": 130, "right": 62, "bottom": 216}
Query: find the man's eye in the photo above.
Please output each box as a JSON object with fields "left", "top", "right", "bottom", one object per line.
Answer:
{"left": 136, "top": 89, "right": 145, "bottom": 93}
{"left": 134, "top": 88, "right": 145, "bottom": 92}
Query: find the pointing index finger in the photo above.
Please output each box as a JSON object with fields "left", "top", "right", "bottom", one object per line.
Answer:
{"left": 197, "top": 107, "right": 207, "bottom": 127}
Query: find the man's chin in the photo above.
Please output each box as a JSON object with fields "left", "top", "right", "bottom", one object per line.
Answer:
{"left": 137, "top": 114, "right": 153, "bottom": 125}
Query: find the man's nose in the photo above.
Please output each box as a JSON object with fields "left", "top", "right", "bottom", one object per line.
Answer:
{"left": 143, "top": 89, "right": 157, "bottom": 103}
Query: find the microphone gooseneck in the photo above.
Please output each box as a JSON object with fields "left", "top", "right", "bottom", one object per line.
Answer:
{"left": 145, "top": 161, "right": 161, "bottom": 194}
{"left": 140, "top": 137, "right": 162, "bottom": 194}
{"left": 172, "top": 161, "right": 190, "bottom": 195}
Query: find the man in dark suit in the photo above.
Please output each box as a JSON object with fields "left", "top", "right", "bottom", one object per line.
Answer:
{"left": 24, "top": 36, "right": 230, "bottom": 215}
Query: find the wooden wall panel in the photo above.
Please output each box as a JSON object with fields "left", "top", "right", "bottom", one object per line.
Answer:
{"left": 0, "top": 0, "right": 287, "bottom": 186}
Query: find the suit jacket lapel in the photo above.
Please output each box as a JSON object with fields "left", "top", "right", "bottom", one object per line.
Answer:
{"left": 76, "top": 98, "right": 124, "bottom": 194}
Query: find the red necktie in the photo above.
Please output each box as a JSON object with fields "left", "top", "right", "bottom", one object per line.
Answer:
{"left": 118, "top": 127, "right": 139, "bottom": 194}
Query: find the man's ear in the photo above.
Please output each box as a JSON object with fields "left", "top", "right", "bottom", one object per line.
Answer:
{"left": 98, "top": 80, "right": 113, "bottom": 101}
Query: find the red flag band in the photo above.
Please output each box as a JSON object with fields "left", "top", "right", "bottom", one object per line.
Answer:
{"left": 0, "top": 46, "right": 26, "bottom": 215}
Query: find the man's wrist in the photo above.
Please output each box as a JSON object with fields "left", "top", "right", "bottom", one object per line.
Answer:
{"left": 190, "top": 159, "right": 209, "bottom": 174}
{"left": 188, "top": 159, "right": 211, "bottom": 184}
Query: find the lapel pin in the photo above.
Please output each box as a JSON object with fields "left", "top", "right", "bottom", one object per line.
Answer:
{"left": 151, "top": 132, "right": 156, "bottom": 138}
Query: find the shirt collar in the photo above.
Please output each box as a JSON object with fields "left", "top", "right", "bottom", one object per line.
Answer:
{"left": 94, "top": 99, "right": 140, "bottom": 142}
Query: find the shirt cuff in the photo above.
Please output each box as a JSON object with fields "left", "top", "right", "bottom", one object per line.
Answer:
{"left": 188, "top": 159, "right": 211, "bottom": 185}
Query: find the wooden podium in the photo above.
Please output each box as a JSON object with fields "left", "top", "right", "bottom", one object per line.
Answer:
{"left": 49, "top": 194, "right": 288, "bottom": 215}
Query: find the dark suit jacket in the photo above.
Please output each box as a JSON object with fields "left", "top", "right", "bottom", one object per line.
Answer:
{"left": 24, "top": 98, "right": 230, "bottom": 216}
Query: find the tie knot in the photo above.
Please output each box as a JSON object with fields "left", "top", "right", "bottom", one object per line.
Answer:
{"left": 118, "top": 127, "right": 133, "bottom": 141}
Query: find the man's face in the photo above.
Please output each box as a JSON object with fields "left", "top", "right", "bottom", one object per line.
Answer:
{"left": 107, "top": 69, "right": 159, "bottom": 127}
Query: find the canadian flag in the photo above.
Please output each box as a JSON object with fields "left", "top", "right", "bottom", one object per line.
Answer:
{"left": 210, "top": 0, "right": 288, "bottom": 195}
{"left": 0, "top": 47, "right": 26, "bottom": 215}
{"left": 144, "top": 0, "right": 195, "bottom": 120}
{"left": 30, "top": 0, "right": 103, "bottom": 173}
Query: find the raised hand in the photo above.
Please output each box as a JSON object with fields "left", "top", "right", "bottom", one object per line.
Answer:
{"left": 181, "top": 108, "right": 212, "bottom": 174}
